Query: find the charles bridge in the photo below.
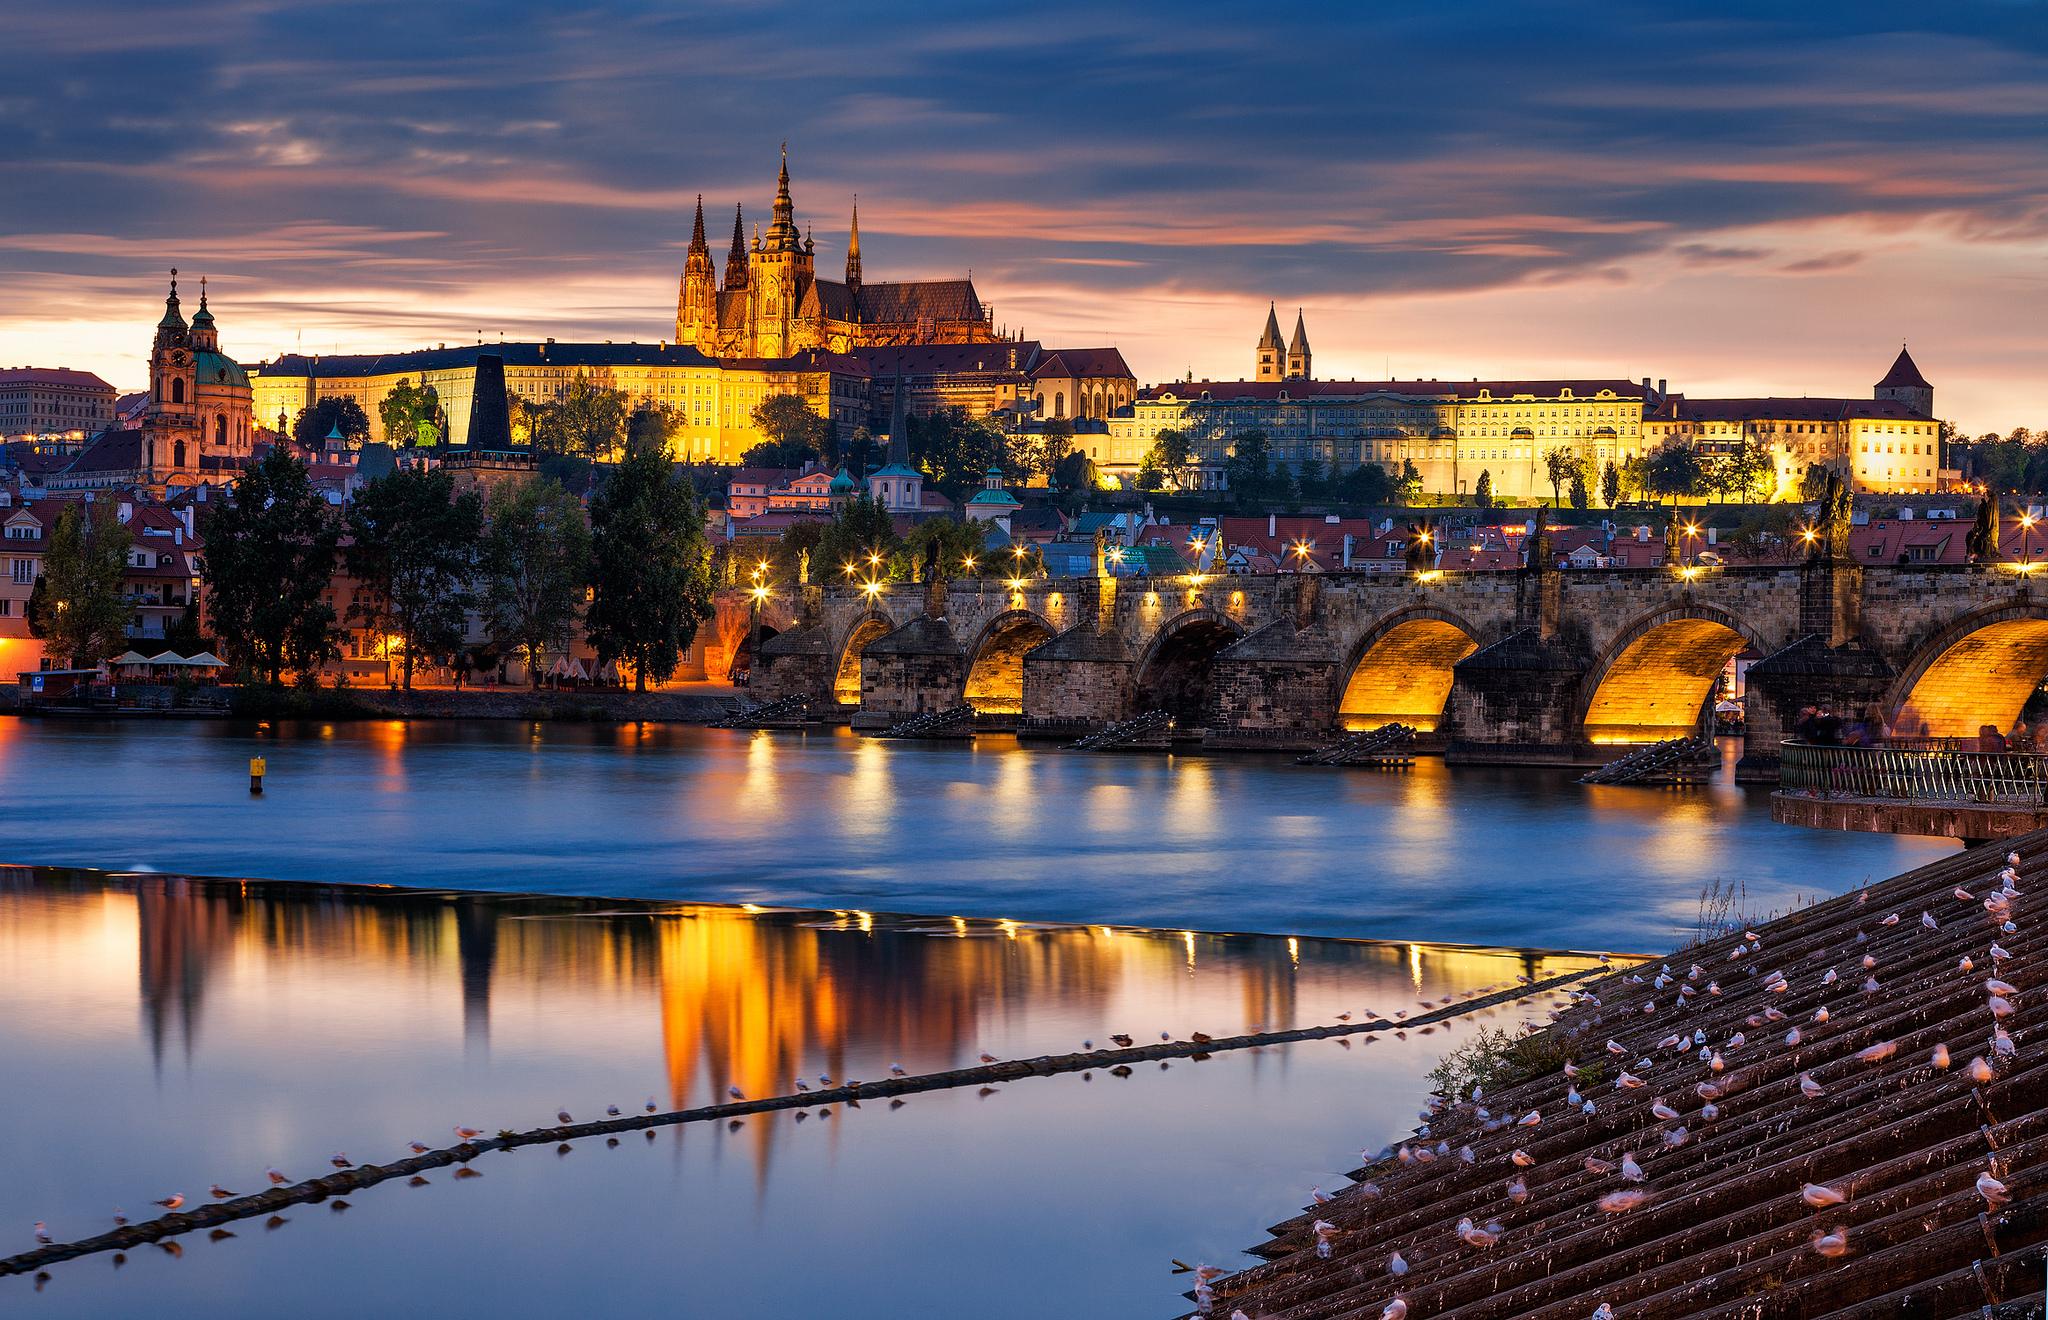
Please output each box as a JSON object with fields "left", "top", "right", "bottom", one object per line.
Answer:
{"left": 715, "top": 547, "right": 2048, "bottom": 780}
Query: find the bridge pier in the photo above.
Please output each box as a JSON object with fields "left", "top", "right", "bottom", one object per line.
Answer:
{"left": 1734, "top": 637, "right": 1896, "bottom": 782}
{"left": 854, "top": 616, "right": 967, "bottom": 730}
{"left": 1019, "top": 577, "right": 1133, "bottom": 740}
{"left": 1206, "top": 619, "right": 1344, "bottom": 750}
{"left": 1441, "top": 627, "right": 1605, "bottom": 767}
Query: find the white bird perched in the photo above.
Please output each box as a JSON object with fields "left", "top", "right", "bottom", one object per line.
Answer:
{"left": 1663, "top": 1125, "right": 1688, "bottom": 1149}
{"left": 606, "top": 1105, "right": 621, "bottom": 1117}
{"left": 1744, "top": 929, "right": 1761, "bottom": 942}
{"left": 1812, "top": 1006, "right": 1830, "bottom": 1024}
{"left": 1922, "top": 912, "right": 1939, "bottom": 931}
{"left": 209, "top": 1182, "right": 234, "bottom": 1199}
{"left": 1456, "top": 1216, "right": 1502, "bottom": 1248}
{"left": 1991, "top": 943, "right": 2013, "bottom": 961}
{"left": 793, "top": 1079, "right": 809, "bottom": 1093}
{"left": 1592, "top": 1305, "right": 1616, "bottom": 1320}
{"left": 1881, "top": 913, "right": 1900, "bottom": 926}
{"left": 1606, "top": 1039, "right": 1627, "bottom": 1056}
{"left": 454, "top": 1126, "right": 482, "bottom": 1141}
{"left": 1811, "top": 1226, "right": 1851, "bottom": 1258}
{"left": 1987, "top": 977, "right": 2019, "bottom": 996}
{"left": 557, "top": 1108, "right": 573, "bottom": 1124}
{"left": 1764, "top": 975, "right": 1789, "bottom": 994}
{"left": 1969, "top": 1055, "right": 1996, "bottom": 1083}
{"left": 1763, "top": 1006, "right": 1787, "bottom": 1022}
{"left": 1616, "top": 1072, "right": 1645, "bottom": 1090}
{"left": 1507, "top": 1176, "right": 1530, "bottom": 1203}
{"left": 1959, "top": 956, "right": 1975, "bottom": 973}
{"left": 1696, "top": 1081, "right": 1723, "bottom": 1105}
{"left": 1598, "top": 1189, "right": 1653, "bottom": 1213}
{"left": 1955, "top": 887, "right": 1975, "bottom": 901}
{"left": 1512, "top": 1148, "right": 1535, "bottom": 1167}
{"left": 1856, "top": 1041, "right": 1897, "bottom": 1063}
{"left": 1389, "top": 1250, "right": 1409, "bottom": 1276}
{"left": 153, "top": 1193, "right": 184, "bottom": 1210}
{"left": 1727, "top": 1032, "right": 1747, "bottom": 1049}
{"left": 1563, "top": 1061, "right": 1581, "bottom": 1078}
{"left": 1863, "top": 976, "right": 1881, "bottom": 994}
{"left": 1707, "top": 981, "right": 1723, "bottom": 996}
{"left": 267, "top": 1166, "right": 291, "bottom": 1185}
{"left": 1709, "top": 1051, "right": 1727, "bottom": 1073}
{"left": 1800, "top": 1073, "right": 1825, "bottom": 1098}
{"left": 33, "top": 1221, "right": 51, "bottom": 1244}
{"left": 1584, "top": 1155, "right": 1615, "bottom": 1174}
{"left": 1568, "top": 1086, "right": 1584, "bottom": 1106}
{"left": 2009, "top": 851, "right": 2022, "bottom": 865}
{"left": 1642, "top": 1000, "right": 1657, "bottom": 1015}
{"left": 1655, "top": 1034, "right": 1681, "bottom": 1051}
{"left": 727, "top": 1086, "right": 744, "bottom": 1100}
{"left": 1978, "top": 1170, "right": 2010, "bottom": 1207}
{"left": 1458, "top": 1145, "right": 1476, "bottom": 1164}
{"left": 1931, "top": 1043, "right": 1952, "bottom": 1069}
{"left": 330, "top": 1152, "right": 352, "bottom": 1169}
{"left": 1701, "top": 1101, "right": 1721, "bottom": 1122}
{"left": 1381, "top": 1299, "right": 1408, "bottom": 1320}
{"left": 1989, "top": 996, "right": 2016, "bottom": 1019}
{"left": 1620, "top": 1152, "right": 1645, "bottom": 1182}
{"left": 1519, "top": 1110, "right": 1542, "bottom": 1126}
{"left": 1786, "top": 1027, "right": 1803, "bottom": 1047}
{"left": 1356, "top": 1180, "right": 1383, "bottom": 1201}
{"left": 890, "top": 1063, "right": 906, "bottom": 1077}
{"left": 645, "top": 1097, "right": 658, "bottom": 1113}
{"left": 1311, "top": 1186, "right": 1332, "bottom": 1205}
{"left": 1651, "top": 1099, "right": 1679, "bottom": 1121}
{"left": 1802, "top": 1183, "right": 1847, "bottom": 1207}
{"left": 1994, "top": 1027, "right": 2016, "bottom": 1057}
{"left": 1861, "top": 954, "right": 1877, "bottom": 969}
{"left": 1821, "top": 968, "right": 1838, "bottom": 986}
{"left": 1583, "top": 1099, "right": 1598, "bottom": 1116}
{"left": 1312, "top": 1218, "right": 1338, "bottom": 1258}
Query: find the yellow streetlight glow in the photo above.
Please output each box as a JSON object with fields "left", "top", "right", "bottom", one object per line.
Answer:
{"left": 868, "top": 551, "right": 883, "bottom": 567}
{"left": 750, "top": 585, "right": 769, "bottom": 601}
{"left": 1006, "top": 577, "right": 1025, "bottom": 591}
{"left": 962, "top": 556, "right": 977, "bottom": 571}
{"left": 861, "top": 579, "right": 882, "bottom": 596}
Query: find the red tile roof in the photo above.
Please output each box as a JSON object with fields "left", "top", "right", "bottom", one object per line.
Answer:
{"left": 1876, "top": 346, "right": 1931, "bottom": 390}
{"left": 1140, "top": 379, "right": 1646, "bottom": 403}
{"left": 0, "top": 367, "right": 115, "bottom": 390}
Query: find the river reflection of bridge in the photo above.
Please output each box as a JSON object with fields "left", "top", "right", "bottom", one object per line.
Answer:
{"left": 3, "top": 867, "right": 1583, "bottom": 1184}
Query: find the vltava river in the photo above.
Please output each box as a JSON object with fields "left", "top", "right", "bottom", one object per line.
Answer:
{"left": 0, "top": 718, "right": 1948, "bottom": 951}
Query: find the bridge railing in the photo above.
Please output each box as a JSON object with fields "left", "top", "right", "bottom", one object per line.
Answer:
{"left": 1779, "top": 741, "right": 2048, "bottom": 807}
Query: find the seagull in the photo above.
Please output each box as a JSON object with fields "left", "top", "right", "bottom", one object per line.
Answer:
{"left": 793, "top": 1079, "right": 809, "bottom": 1093}
{"left": 727, "top": 1086, "right": 744, "bottom": 1100}
{"left": 818, "top": 1075, "right": 832, "bottom": 1087}
{"left": 1598, "top": 1189, "right": 1652, "bottom": 1212}
{"left": 557, "top": 1109, "right": 573, "bottom": 1124}
{"left": 209, "top": 1183, "right": 234, "bottom": 1199}
{"left": 112, "top": 1210, "right": 128, "bottom": 1226}
{"left": 645, "top": 1098, "right": 658, "bottom": 1113}
{"left": 1388, "top": 1250, "right": 1409, "bottom": 1276}
{"left": 1312, "top": 1219, "right": 1338, "bottom": 1258}
{"left": 1620, "top": 1152, "right": 1645, "bottom": 1182}
{"left": 1812, "top": 1226, "right": 1851, "bottom": 1258}
{"left": 890, "top": 1063, "right": 906, "bottom": 1077}
{"left": 1651, "top": 1099, "right": 1679, "bottom": 1121}
{"left": 1977, "top": 1170, "right": 2010, "bottom": 1208}
{"left": 1381, "top": 1299, "right": 1409, "bottom": 1320}
{"left": 1857, "top": 1041, "right": 1897, "bottom": 1063}
{"left": 1881, "top": 913, "right": 1900, "bottom": 926}
{"left": 1507, "top": 1176, "right": 1530, "bottom": 1203}
{"left": 1813, "top": 1006, "right": 1830, "bottom": 1024}
{"left": 407, "top": 1142, "right": 428, "bottom": 1155}
{"left": 1822, "top": 969, "right": 1838, "bottom": 986}
{"left": 330, "top": 1152, "right": 352, "bottom": 1168}
{"left": 153, "top": 1194, "right": 185, "bottom": 1210}
{"left": 1931, "top": 1044, "right": 1952, "bottom": 1069}
{"left": 1969, "top": 1056, "right": 1996, "bottom": 1083}
{"left": 1800, "top": 1073, "right": 1825, "bottom": 1099}
{"left": 606, "top": 1105, "right": 621, "bottom": 1117}
{"left": 1802, "top": 1183, "right": 1847, "bottom": 1207}
{"left": 1593, "top": 1306, "right": 1617, "bottom": 1320}
{"left": 33, "top": 1221, "right": 51, "bottom": 1245}
{"left": 454, "top": 1126, "right": 482, "bottom": 1141}
{"left": 268, "top": 1166, "right": 291, "bottom": 1184}
{"left": 1311, "top": 1186, "right": 1332, "bottom": 1205}
{"left": 1512, "top": 1148, "right": 1535, "bottom": 1167}
{"left": 1456, "top": 1216, "right": 1501, "bottom": 1248}
{"left": 1922, "top": 912, "right": 1939, "bottom": 931}
{"left": 979, "top": 1053, "right": 998, "bottom": 1064}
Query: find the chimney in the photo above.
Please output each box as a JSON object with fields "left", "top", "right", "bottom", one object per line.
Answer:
{"left": 1342, "top": 533, "right": 1355, "bottom": 569}
{"left": 1642, "top": 377, "right": 1652, "bottom": 395}
{"left": 1658, "top": 379, "right": 1668, "bottom": 398}
{"left": 118, "top": 500, "right": 132, "bottom": 523}
{"left": 1268, "top": 513, "right": 1277, "bottom": 537}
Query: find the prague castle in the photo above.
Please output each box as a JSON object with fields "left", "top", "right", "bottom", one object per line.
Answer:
{"left": 675, "top": 146, "right": 1002, "bottom": 358}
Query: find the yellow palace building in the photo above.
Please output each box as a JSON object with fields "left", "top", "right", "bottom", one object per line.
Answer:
{"left": 251, "top": 341, "right": 868, "bottom": 462}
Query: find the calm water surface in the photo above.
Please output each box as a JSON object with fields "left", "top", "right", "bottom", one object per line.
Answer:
{"left": 0, "top": 719, "right": 1951, "bottom": 951}
{"left": 2, "top": 868, "right": 1597, "bottom": 1317}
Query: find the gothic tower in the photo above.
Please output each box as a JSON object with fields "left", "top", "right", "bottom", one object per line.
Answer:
{"left": 1874, "top": 344, "right": 1933, "bottom": 418}
{"left": 677, "top": 194, "right": 717, "bottom": 345}
{"left": 747, "top": 144, "right": 815, "bottom": 358}
{"left": 1286, "top": 308, "right": 1312, "bottom": 381}
{"left": 723, "top": 204, "right": 749, "bottom": 292}
{"left": 1255, "top": 303, "right": 1284, "bottom": 382}
{"left": 845, "top": 198, "right": 862, "bottom": 291}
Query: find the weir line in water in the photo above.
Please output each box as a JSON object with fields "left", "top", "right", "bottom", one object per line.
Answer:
{"left": 0, "top": 966, "right": 1603, "bottom": 1278}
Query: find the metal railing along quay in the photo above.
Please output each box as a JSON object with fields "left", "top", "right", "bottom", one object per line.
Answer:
{"left": 1778, "top": 739, "right": 2048, "bottom": 807}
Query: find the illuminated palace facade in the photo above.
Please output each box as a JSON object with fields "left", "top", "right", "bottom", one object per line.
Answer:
{"left": 1105, "top": 313, "right": 1944, "bottom": 498}
{"left": 676, "top": 146, "right": 1004, "bottom": 359}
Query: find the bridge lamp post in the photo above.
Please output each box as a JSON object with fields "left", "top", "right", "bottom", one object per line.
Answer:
{"left": 1682, "top": 521, "right": 1702, "bottom": 567}
{"left": 2023, "top": 513, "right": 2039, "bottom": 569}
{"left": 746, "top": 580, "right": 771, "bottom": 689}
{"left": 1291, "top": 540, "right": 1315, "bottom": 572}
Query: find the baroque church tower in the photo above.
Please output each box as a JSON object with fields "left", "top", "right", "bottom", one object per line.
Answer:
{"left": 1255, "top": 303, "right": 1284, "bottom": 381}
{"left": 1286, "top": 308, "right": 1312, "bottom": 381}
{"left": 145, "top": 271, "right": 203, "bottom": 478}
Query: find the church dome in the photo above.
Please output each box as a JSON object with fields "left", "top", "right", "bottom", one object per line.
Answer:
{"left": 194, "top": 349, "right": 248, "bottom": 389}
{"left": 829, "top": 466, "right": 856, "bottom": 492}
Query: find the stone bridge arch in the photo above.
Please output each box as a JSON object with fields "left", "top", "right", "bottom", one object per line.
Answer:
{"left": 1885, "top": 599, "right": 2048, "bottom": 739}
{"left": 831, "top": 608, "right": 898, "bottom": 707}
{"left": 1575, "top": 600, "right": 1765, "bottom": 744}
{"left": 1334, "top": 605, "right": 1483, "bottom": 733}
{"left": 1133, "top": 608, "right": 1245, "bottom": 726}
{"left": 962, "top": 609, "right": 1057, "bottom": 714}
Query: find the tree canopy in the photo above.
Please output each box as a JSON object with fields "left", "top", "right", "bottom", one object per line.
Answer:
{"left": 29, "top": 500, "right": 131, "bottom": 668}
{"left": 346, "top": 466, "right": 484, "bottom": 690}
{"left": 293, "top": 397, "right": 371, "bottom": 450}
{"left": 200, "top": 449, "right": 341, "bottom": 684}
{"left": 480, "top": 477, "right": 591, "bottom": 688}
{"left": 814, "top": 493, "right": 901, "bottom": 582}
{"left": 377, "top": 378, "right": 443, "bottom": 448}
{"left": 748, "top": 394, "right": 830, "bottom": 467}
{"left": 585, "top": 431, "right": 714, "bottom": 690}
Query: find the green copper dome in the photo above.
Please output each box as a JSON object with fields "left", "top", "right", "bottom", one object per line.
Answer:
{"left": 194, "top": 350, "right": 249, "bottom": 388}
{"left": 829, "top": 467, "right": 856, "bottom": 492}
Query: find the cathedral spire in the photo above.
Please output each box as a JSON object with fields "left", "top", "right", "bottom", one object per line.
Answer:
{"left": 158, "top": 267, "right": 186, "bottom": 330}
{"left": 689, "top": 194, "right": 708, "bottom": 254}
{"left": 846, "top": 196, "right": 862, "bottom": 289}
{"left": 724, "top": 204, "right": 748, "bottom": 289}
{"left": 766, "top": 141, "right": 800, "bottom": 251}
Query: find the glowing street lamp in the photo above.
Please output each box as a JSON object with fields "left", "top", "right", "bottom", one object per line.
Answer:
{"left": 2023, "top": 512, "right": 2039, "bottom": 568}
{"left": 962, "top": 555, "right": 978, "bottom": 572}
{"left": 1290, "top": 539, "right": 1315, "bottom": 570}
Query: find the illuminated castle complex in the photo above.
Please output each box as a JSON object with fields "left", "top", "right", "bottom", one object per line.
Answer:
{"left": 676, "top": 146, "right": 1003, "bottom": 359}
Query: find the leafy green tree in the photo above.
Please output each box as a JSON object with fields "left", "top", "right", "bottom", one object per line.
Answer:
{"left": 586, "top": 431, "right": 715, "bottom": 691}
{"left": 164, "top": 600, "right": 208, "bottom": 656}
{"left": 1600, "top": 460, "right": 1621, "bottom": 508}
{"left": 200, "top": 449, "right": 341, "bottom": 684}
{"left": 896, "top": 516, "right": 990, "bottom": 580}
{"left": 1473, "top": 469, "right": 1494, "bottom": 509}
{"left": 748, "top": 394, "right": 830, "bottom": 466}
{"left": 293, "top": 397, "right": 371, "bottom": 450}
{"left": 816, "top": 493, "right": 901, "bottom": 581}
{"left": 1569, "top": 466, "right": 1591, "bottom": 510}
{"left": 1646, "top": 442, "right": 1703, "bottom": 504}
{"left": 765, "top": 519, "right": 828, "bottom": 586}
{"left": 907, "top": 407, "right": 1006, "bottom": 500}
{"left": 528, "top": 373, "right": 630, "bottom": 464}
{"left": 1224, "top": 430, "right": 1278, "bottom": 512}
{"left": 1012, "top": 419, "right": 1074, "bottom": 484}
{"left": 30, "top": 501, "right": 131, "bottom": 668}
{"left": 1543, "top": 449, "right": 1578, "bottom": 508}
{"left": 345, "top": 467, "right": 484, "bottom": 691}
{"left": 1142, "top": 428, "right": 1198, "bottom": 490}
{"left": 843, "top": 426, "right": 878, "bottom": 477}
{"left": 1397, "top": 458, "right": 1424, "bottom": 505}
{"left": 1335, "top": 461, "right": 1395, "bottom": 505}
{"left": 1619, "top": 454, "right": 1649, "bottom": 503}
{"left": 480, "top": 478, "right": 592, "bottom": 688}
{"left": 377, "top": 378, "right": 443, "bottom": 448}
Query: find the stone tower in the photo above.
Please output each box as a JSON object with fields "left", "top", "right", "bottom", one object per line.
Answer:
{"left": 723, "top": 204, "right": 749, "bottom": 292}
{"left": 1286, "top": 308, "right": 1312, "bottom": 381}
{"left": 845, "top": 198, "right": 862, "bottom": 291}
{"left": 1255, "top": 303, "right": 1284, "bottom": 382}
{"left": 1874, "top": 344, "right": 1933, "bottom": 418}
{"left": 145, "top": 270, "right": 200, "bottom": 477}
{"left": 676, "top": 194, "right": 717, "bottom": 345}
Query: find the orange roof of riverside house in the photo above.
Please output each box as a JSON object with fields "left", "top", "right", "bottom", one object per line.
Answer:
{"left": 1196, "top": 834, "right": 2048, "bottom": 1320}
